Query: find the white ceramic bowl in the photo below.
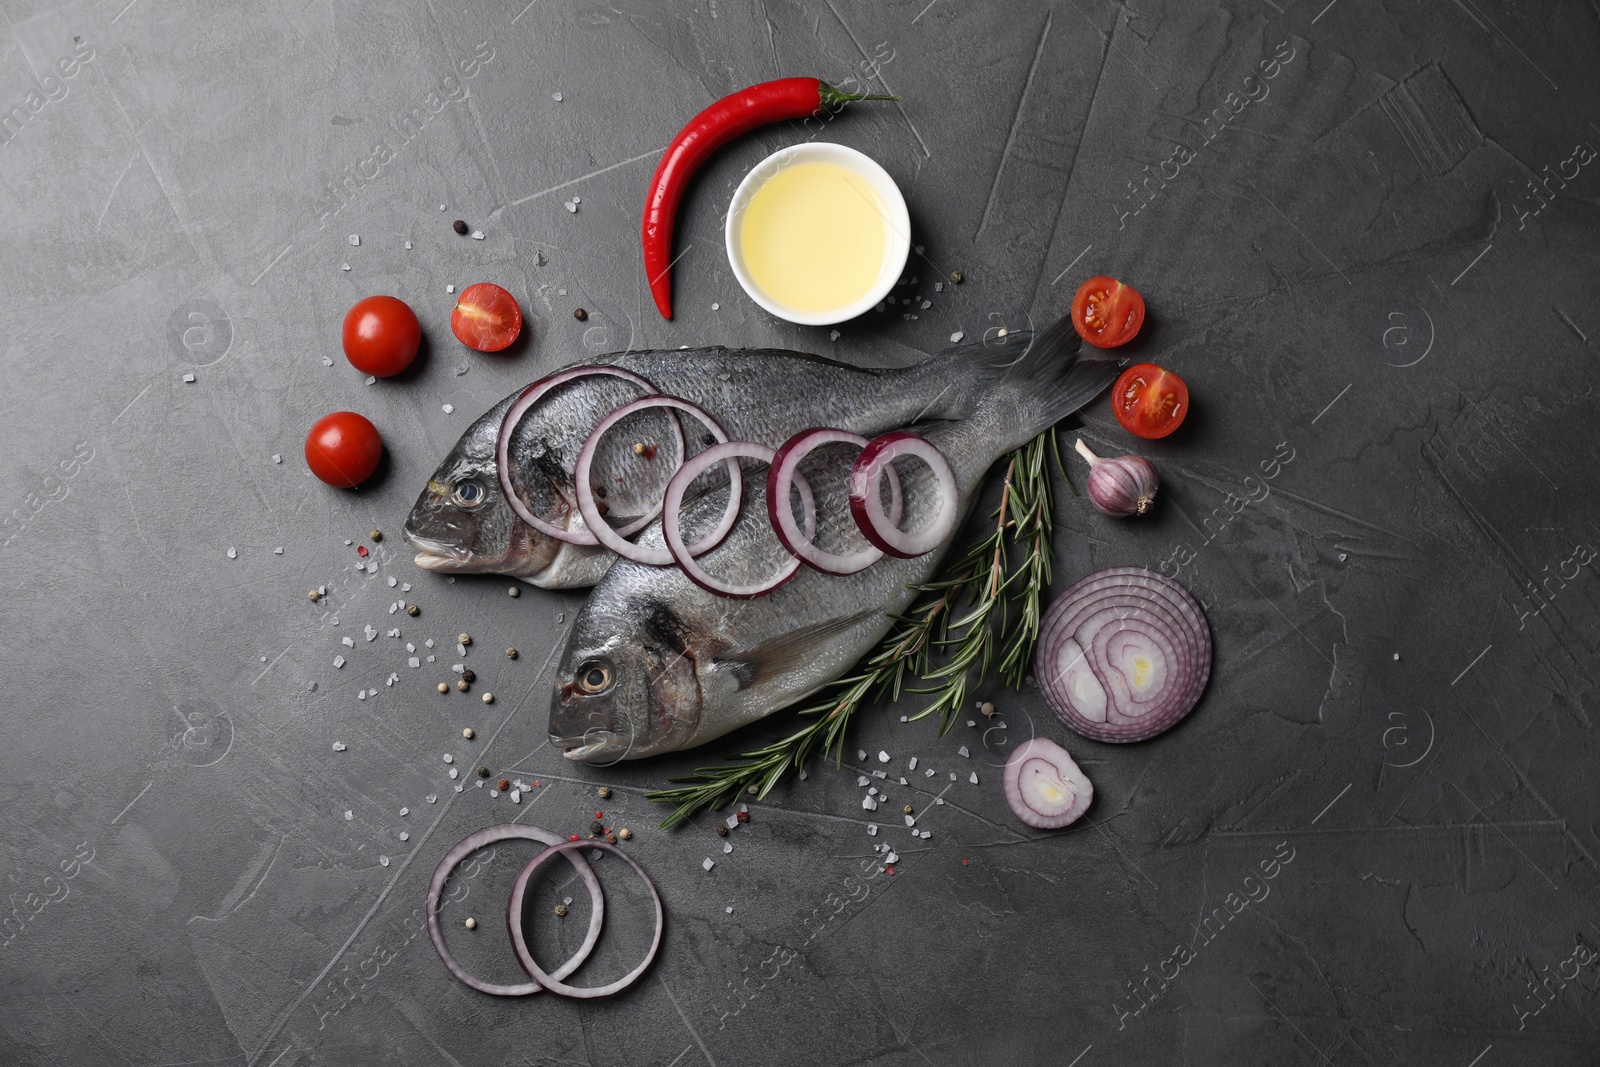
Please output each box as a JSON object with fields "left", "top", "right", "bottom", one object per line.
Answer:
{"left": 725, "top": 142, "right": 911, "bottom": 327}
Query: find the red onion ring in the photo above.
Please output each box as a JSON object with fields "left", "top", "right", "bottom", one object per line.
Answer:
{"left": 847, "top": 431, "right": 959, "bottom": 559}
{"left": 508, "top": 840, "right": 664, "bottom": 999}
{"left": 1003, "top": 737, "right": 1094, "bottom": 829}
{"left": 495, "top": 366, "right": 682, "bottom": 544}
{"left": 664, "top": 441, "right": 815, "bottom": 599}
{"left": 1036, "top": 567, "right": 1211, "bottom": 743}
{"left": 426, "top": 824, "right": 605, "bottom": 996}
{"left": 767, "top": 428, "right": 903, "bottom": 576}
{"left": 573, "top": 395, "right": 741, "bottom": 566}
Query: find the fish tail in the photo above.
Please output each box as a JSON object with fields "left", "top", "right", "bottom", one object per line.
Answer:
{"left": 977, "top": 315, "right": 1125, "bottom": 443}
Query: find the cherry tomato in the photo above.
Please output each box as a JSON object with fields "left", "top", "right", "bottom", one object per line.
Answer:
{"left": 1071, "top": 275, "right": 1145, "bottom": 348}
{"left": 451, "top": 283, "right": 522, "bottom": 352}
{"left": 342, "top": 296, "right": 421, "bottom": 377}
{"left": 305, "top": 411, "right": 383, "bottom": 488}
{"left": 1111, "top": 364, "right": 1189, "bottom": 440}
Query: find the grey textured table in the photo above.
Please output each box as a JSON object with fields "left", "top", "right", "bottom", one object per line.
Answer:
{"left": 4, "top": 1, "right": 1598, "bottom": 1064}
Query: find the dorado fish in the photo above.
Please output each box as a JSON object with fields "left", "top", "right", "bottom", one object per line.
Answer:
{"left": 549, "top": 319, "right": 1120, "bottom": 762}
{"left": 402, "top": 341, "right": 1024, "bottom": 590}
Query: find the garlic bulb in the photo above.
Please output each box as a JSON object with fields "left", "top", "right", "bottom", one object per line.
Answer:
{"left": 1075, "top": 439, "right": 1159, "bottom": 517}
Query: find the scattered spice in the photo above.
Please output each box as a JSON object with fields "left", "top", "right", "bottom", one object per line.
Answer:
{"left": 476, "top": 765, "right": 490, "bottom": 778}
{"left": 437, "top": 683, "right": 449, "bottom": 694}
{"left": 618, "top": 828, "right": 632, "bottom": 840}
{"left": 715, "top": 824, "right": 729, "bottom": 837}
{"left": 632, "top": 442, "right": 645, "bottom": 455}
{"left": 461, "top": 669, "right": 476, "bottom": 683}
{"left": 452, "top": 219, "right": 469, "bottom": 234}
{"left": 735, "top": 810, "right": 750, "bottom": 824}
{"left": 605, "top": 831, "right": 618, "bottom": 844}
{"left": 407, "top": 604, "right": 420, "bottom": 617}
{"left": 949, "top": 270, "right": 964, "bottom": 284}
{"left": 464, "top": 917, "right": 477, "bottom": 930}
{"left": 369, "top": 529, "right": 382, "bottom": 542}
{"left": 498, "top": 778, "right": 510, "bottom": 791}
{"left": 507, "top": 586, "right": 520, "bottom": 598}
{"left": 553, "top": 904, "right": 568, "bottom": 917}
{"left": 980, "top": 701, "right": 996, "bottom": 717}
{"left": 463, "top": 728, "right": 475, "bottom": 739}
{"left": 456, "top": 679, "right": 470, "bottom": 693}
{"left": 597, "top": 786, "right": 612, "bottom": 799}
{"left": 573, "top": 308, "right": 588, "bottom": 321}
{"left": 458, "top": 633, "right": 471, "bottom": 646}
{"left": 308, "top": 590, "right": 321, "bottom": 601}
{"left": 590, "top": 819, "right": 605, "bottom": 835}
{"left": 506, "top": 648, "right": 519, "bottom": 659}
{"left": 482, "top": 692, "right": 494, "bottom": 704}
{"left": 903, "top": 805, "right": 914, "bottom": 815}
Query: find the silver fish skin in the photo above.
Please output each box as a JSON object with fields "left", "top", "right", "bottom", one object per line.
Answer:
{"left": 549, "top": 319, "right": 1121, "bottom": 763}
{"left": 401, "top": 342, "right": 1018, "bottom": 588}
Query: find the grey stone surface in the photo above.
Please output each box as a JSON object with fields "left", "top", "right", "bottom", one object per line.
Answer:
{"left": 2, "top": 0, "right": 1598, "bottom": 1064}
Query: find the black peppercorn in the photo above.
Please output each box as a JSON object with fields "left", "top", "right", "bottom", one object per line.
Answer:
{"left": 715, "top": 824, "right": 728, "bottom": 837}
{"left": 452, "top": 219, "right": 468, "bottom": 235}
{"left": 735, "top": 810, "right": 750, "bottom": 824}
{"left": 461, "top": 669, "right": 476, "bottom": 684}
{"left": 476, "top": 765, "right": 490, "bottom": 778}
{"left": 573, "top": 308, "right": 588, "bottom": 321}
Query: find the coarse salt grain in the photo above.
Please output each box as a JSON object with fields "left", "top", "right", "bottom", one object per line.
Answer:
{"left": 342, "top": 637, "right": 354, "bottom": 647}
{"left": 332, "top": 742, "right": 346, "bottom": 751}
{"left": 388, "top": 576, "right": 397, "bottom": 587}
{"left": 858, "top": 750, "right": 867, "bottom": 761}
{"left": 341, "top": 263, "right": 350, "bottom": 271}
{"left": 878, "top": 751, "right": 890, "bottom": 763}
{"left": 379, "top": 856, "right": 390, "bottom": 867}
{"left": 863, "top": 796, "right": 877, "bottom": 810}
{"left": 405, "top": 241, "right": 412, "bottom": 249}
{"left": 908, "top": 757, "right": 918, "bottom": 771}
{"left": 408, "top": 657, "right": 419, "bottom": 668}
{"left": 426, "top": 794, "right": 437, "bottom": 803}
{"left": 343, "top": 810, "right": 353, "bottom": 820}
{"left": 446, "top": 284, "right": 455, "bottom": 293}
{"left": 183, "top": 373, "right": 196, "bottom": 383}
{"left": 510, "top": 790, "right": 521, "bottom": 803}
{"left": 958, "top": 746, "right": 970, "bottom": 758}
{"left": 442, "top": 404, "right": 454, "bottom": 414}
{"left": 969, "top": 772, "right": 979, "bottom": 784}
{"left": 399, "top": 831, "right": 409, "bottom": 841}
{"left": 867, "top": 824, "right": 878, "bottom": 836}
{"left": 904, "top": 815, "right": 916, "bottom": 827}
{"left": 857, "top": 776, "right": 870, "bottom": 787}
{"left": 333, "top": 655, "right": 345, "bottom": 668}
{"left": 272, "top": 454, "right": 282, "bottom": 463}
{"left": 723, "top": 842, "right": 732, "bottom": 854}
{"left": 348, "top": 234, "right": 359, "bottom": 246}
{"left": 950, "top": 331, "right": 963, "bottom": 343}
{"left": 702, "top": 858, "right": 715, "bottom": 871}
{"left": 448, "top": 768, "right": 459, "bottom": 779}
{"left": 226, "top": 547, "right": 236, "bottom": 559}
{"left": 470, "top": 231, "right": 484, "bottom": 240}
{"left": 274, "top": 547, "right": 283, "bottom": 554}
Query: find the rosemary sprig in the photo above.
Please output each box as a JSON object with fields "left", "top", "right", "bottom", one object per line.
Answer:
{"left": 646, "top": 428, "right": 1067, "bottom": 829}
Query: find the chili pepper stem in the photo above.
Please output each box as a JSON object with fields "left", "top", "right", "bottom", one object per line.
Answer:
{"left": 817, "top": 82, "right": 900, "bottom": 108}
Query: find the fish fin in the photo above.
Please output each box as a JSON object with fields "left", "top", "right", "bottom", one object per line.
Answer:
{"left": 991, "top": 315, "right": 1125, "bottom": 432}
{"left": 715, "top": 609, "right": 883, "bottom": 689}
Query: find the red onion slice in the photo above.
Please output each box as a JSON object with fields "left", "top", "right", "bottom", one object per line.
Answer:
{"left": 574, "top": 395, "right": 741, "bottom": 566}
{"left": 1036, "top": 567, "right": 1212, "bottom": 743}
{"left": 495, "top": 366, "right": 681, "bottom": 545}
{"left": 767, "top": 428, "right": 902, "bottom": 576}
{"left": 426, "top": 824, "right": 605, "bottom": 996}
{"left": 847, "top": 431, "right": 959, "bottom": 559}
{"left": 664, "top": 441, "right": 814, "bottom": 599}
{"left": 1003, "top": 738, "right": 1094, "bottom": 829}
{"left": 508, "top": 840, "right": 664, "bottom": 999}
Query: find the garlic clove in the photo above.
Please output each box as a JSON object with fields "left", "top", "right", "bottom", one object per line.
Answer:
{"left": 1075, "top": 439, "right": 1160, "bottom": 518}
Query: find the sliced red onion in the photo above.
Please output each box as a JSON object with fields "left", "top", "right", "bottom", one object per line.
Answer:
{"left": 508, "top": 840, "right": 664, "bottom": 999}
{"left": 766, "top": 428, "right": 902, "bottom": 576}
{"left": 495, "top": 366, "right": 680, "bottom": 545}
{"left": 1003, "top": 738, "right": 1094, "bottom": 829}
{"left": 847, "top": 431, "right": 958, "bottom": 559}
{"left": 426, "top": 824, "right": 604, "bottom": 996}
{"left": 573, "top": 395, "right": 741, "bottom": 566}
{"left": 663, "top": 442, "right": 813, "bottom": 599}
{"left": 1036, "top": 567, "right": 1212, "bottom": 743}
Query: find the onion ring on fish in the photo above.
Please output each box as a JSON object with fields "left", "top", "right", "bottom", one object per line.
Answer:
{"left": 495, "top": 366, "right": 684, "bottom": 545}
{"left": 665, "top": 442, "right": 815, "bottom": 598}
{"left": 848, "top": 431, "right": 959, "bottom": 559}
{"left": 767, "top": 428, "right": 902, "bottom": 577}
{"left": 575, "top": 395, "right": 741, "bottom": 566}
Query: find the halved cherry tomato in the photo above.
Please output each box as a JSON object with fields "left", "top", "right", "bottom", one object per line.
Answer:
{"left": 1071, "top": 275, "right": 1145, "bottom": 348}
{"left": 342, "top": 296, "right": 421, "bottom": 377}
{"left": 451, "top": 283, "right": 522, "bottom": 352}
{"left": 305, "top": 411, "right": 383, "bottom": 488}
{"left": 1111, "top": 363, "right": 1188, "bottom": 440}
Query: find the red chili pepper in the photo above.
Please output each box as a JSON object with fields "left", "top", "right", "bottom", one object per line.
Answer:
{"left": 641, "top": 77, "right": 896, "bottom": 320}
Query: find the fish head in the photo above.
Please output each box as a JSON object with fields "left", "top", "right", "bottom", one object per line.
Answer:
{"left": 549, "top": 599, "right": 704, "bottom": 763}
{"left": 402, "top": 403, "right": 562, "bottom": 579}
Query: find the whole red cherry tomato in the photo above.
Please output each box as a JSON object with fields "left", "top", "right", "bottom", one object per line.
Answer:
{"left": 342, "top": 296, "right": 421, "bottom": 376}
{"left": 1071, "top": 276, "right": 1145, "bottom": 348}
{"left": 1111, "top": 363, "right": 1189, "bottom": 440}
{"left": 305, "top": 411, "right": 383, "bottom": 487}
{"left": 450, "top": 283, "right": 522, "bottom": 352}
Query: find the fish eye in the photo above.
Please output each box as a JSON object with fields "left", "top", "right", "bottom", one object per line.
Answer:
{"left": 453, "top": 479, "right": 486, "bottom": 508}
{"left": 577, "top": 661, "right": 612, "bottom": 694}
